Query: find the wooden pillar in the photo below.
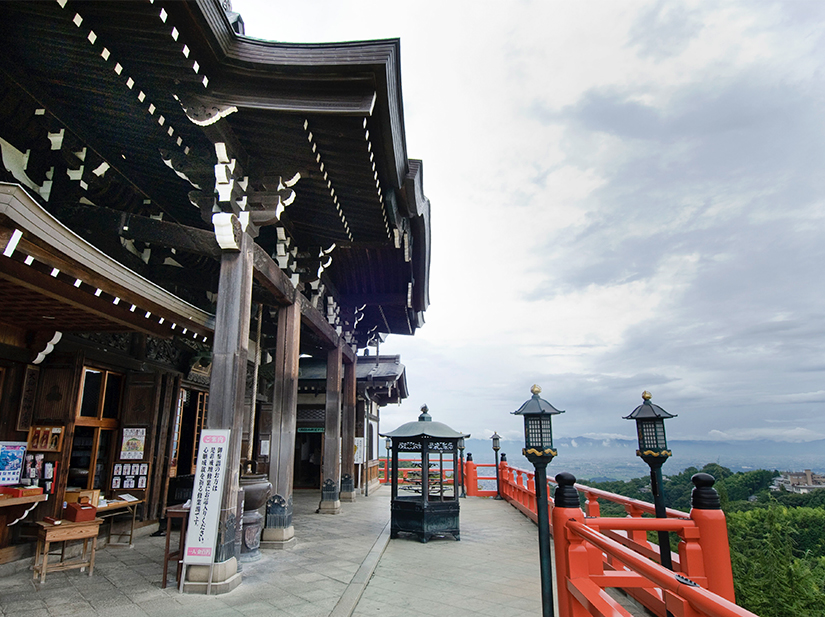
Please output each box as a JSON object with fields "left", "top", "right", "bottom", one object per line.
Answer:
{"left": 262, "top": 301, "right": 300, "bottom": 547}
{"left": 319, "top": 345, "right": 342, "bottom": 513}
{"left": 201, "top": 230, "right": 253, "bottom": 586}
{"left": 340, "top": 357, "right": 357, "bottom": 502}
{"left": 355, "top": 399, "right": 366, "bottom": 492}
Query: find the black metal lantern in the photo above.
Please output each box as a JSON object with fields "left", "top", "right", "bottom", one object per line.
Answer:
{"left": 513, "top": 384, "right": 564, "bottom": 461}
{"left": 381, "top": 405, "right": 464, "bottom": 543}
{"left": 512, "top": 385, "right": 564, "bottom": 617}
{"left": 490, "top": 432, "right": 502, "bottom": 499}
{"left": 624, "top": 391, "right": 675, "bottom": 458}
{"left": 624, "top": 391, "right": 677, "bottom": 571}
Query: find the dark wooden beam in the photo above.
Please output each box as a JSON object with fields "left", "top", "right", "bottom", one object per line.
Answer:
{"left": 251, "top": 243, "right": 294, "bottom": 305}
{"left": 56, "top": 203, "right": 221, "bottom": 260}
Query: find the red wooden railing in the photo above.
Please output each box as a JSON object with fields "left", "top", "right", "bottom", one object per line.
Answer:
{"left": 462, "top": 459, "right": 755, "bottom": 617}
{"left": 378, "top": 458, "right": 455, "bottom": 485}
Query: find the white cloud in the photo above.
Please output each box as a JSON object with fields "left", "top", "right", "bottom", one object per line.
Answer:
{"left": 236, "top": 1, "right": 825, "bottom": 445}
{"left": 707, "top": 427, "right": 825, "bottom": 443}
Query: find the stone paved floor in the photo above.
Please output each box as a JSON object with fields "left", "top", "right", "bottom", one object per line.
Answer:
{"left": 353, "top": 497, "right": 546, "bottom": 617}
{"left": 0, "top": 488, "right": 390, "bottom": 617}
{"left": 0, "top": 490, "right": 623, "bottom": 617}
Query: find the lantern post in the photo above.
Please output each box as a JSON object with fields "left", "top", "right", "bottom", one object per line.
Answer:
{"left": 491, "top": 432, "right": 502, "bottom": 499}
{"left": 457, "top": 436, "right": 467, "bottom": 498}
{"left": 513, "top": 385, "right": 565, "bottom": 617}
{"left": 385, "top": 437, "right": 392, "bottom": 484}
{"left": 624, "top": 390, "right": 676, "bottom": 570}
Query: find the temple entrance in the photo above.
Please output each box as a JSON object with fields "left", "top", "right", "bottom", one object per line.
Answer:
{"left": 294, "top": 431, "right": 323, "bottom": 489}
{"left": 169, "top": 387, "right": 208, "bottom": 478}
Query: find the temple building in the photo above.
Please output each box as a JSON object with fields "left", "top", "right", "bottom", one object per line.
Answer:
{"left": 0, "top": 0, "right": 430, "bottom": 590}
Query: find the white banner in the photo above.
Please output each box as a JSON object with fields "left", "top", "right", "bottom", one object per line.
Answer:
{"left": 184, "top": 429, "right": 230, "bottom": 565}
{"left": 354, "top": 437, "right": 365, "bottom": 464}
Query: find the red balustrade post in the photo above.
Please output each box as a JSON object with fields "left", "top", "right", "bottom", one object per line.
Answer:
{"left": 527, "top": 473, "right": 536, "bottom": 512}
{"left": 553, "top": 472, "right": 586, "bottom": 617}
{"left": 465, "top": 456, "right": 478, "bottom": 497}
{"left": 677, "top": 525, "right": 707, "bottom": 585}
{"left": 584, "top": 491, "right": 600, "bottom": 517}
{"left": 500, "top": 459, "right": 510, "bottom": 500}
{"left": 690, "top": 473, "right": 735, "bottom": 602}
{"left": 626, "top": 504, "right": 651, "bottom": 549}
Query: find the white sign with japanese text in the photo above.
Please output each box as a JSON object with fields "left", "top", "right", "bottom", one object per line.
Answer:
{"left": 354, "top": 437, "right": 365, "bottom": 464}
{"left": 183, "top": 429, "right": 230, "bottom": 565}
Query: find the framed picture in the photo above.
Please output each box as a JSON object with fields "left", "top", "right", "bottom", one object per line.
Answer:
{"left": 27, "top": 426, "right": 63, "bottom": 453}
{"left": 139, "top": 463, "right": 148, "bottom": 476}
{"left": 0, "top": 442, "right": 27, "bottom": 485}
{"left": 137, "top": 476, "right": 147, "bottom": 489}
{"left": 119, "top": 427, "right": 146, "bottom": 460}
{"left": 112, "top": 476, "right": 121, "bottom": 489}
{"left": 113, "top": 464, "right": 122, "bottom": 476}
{"left": 16, "top": 365, "right": 39, "bottom": 432}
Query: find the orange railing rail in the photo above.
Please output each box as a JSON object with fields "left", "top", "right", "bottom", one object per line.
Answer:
{"left": 378, "top": 458, "right": 456, "bottom": 486}
{"left": 463, "top": 459, "right": 498, "bottom": 497}
{"left": 466, "top": 460, "right": 750, "bottom": 617}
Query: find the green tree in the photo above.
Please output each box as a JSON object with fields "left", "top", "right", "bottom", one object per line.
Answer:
{"left": 727, "top": 504, "right": 825, "bottom": 616}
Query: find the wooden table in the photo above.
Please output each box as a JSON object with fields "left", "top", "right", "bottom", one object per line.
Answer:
{"left": 0, "top": 494, "right": 48, "bottom": 548}
{"left": 162, "top": 505, "right": 189, "bottom": 589}
{"left": 96, "top": 499, "right": 143, "bottom": 547}
{"left": 33, "top": 518, "right": 103, "bottom": 583}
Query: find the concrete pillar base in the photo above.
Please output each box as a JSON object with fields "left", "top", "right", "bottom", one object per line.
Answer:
{"left": 262, "top": 525, "right": 293, "bottom": 541}
{"left": 260, "top": 537, "right": 297, "bottom": 550}
{"left": 340, "top": 491, "right": 357, "bottom": 503}
{"left": 318, "top": 499, "right": 341, "bottom": 514}
{"left": 182, "top": 558, "right": 242, "bottom": 595}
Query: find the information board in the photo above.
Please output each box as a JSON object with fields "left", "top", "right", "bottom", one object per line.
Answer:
{"left": 354, "top": 437, "right": 365, "bottom": 465}
{"left": 183, "top": 429, "right": 230, "bottom": 565}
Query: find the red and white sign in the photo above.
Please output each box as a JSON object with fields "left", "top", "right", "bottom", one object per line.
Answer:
{"left": 183, "top": 429, "right": 230, "bottom": 565}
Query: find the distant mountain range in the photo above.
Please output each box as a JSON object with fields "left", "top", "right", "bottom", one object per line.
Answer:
{"left": 459, "top": 437, "right": 825, "bottom": 481}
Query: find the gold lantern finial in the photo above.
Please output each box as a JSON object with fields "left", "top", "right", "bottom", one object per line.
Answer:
{"left": 642, "top": 390, "right": 652, "bottom": 401}
{"left": 531, "top": 384, "right": 542, "bottom": 395}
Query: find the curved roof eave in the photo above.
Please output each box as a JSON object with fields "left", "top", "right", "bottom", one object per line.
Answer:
{"left": 175, "top": 0, "right": 409, "bottom": 190}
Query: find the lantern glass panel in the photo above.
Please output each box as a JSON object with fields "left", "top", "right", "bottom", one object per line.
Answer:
{"left": 524, "top": 415, "right": 553, "bottom": 450}
{"left": 637, "top": 418, "right": 666, "bottom": 450}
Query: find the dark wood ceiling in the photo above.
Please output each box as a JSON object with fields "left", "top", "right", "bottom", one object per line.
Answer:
{"left": 0, "top": 0, "right": 431, "bottom": 346}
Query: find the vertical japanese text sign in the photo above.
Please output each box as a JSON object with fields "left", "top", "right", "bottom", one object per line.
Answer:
{"left": 183, "top": 429, "right": 230, "bottom": 565}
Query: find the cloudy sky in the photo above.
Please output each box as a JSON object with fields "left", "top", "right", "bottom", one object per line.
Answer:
{"left": 237, "top": 1, "right": 825, "bottom": 445}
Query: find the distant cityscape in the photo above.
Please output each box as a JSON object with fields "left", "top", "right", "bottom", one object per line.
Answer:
{"left": 459, "top": 436, "right": 825, "bottom": 482}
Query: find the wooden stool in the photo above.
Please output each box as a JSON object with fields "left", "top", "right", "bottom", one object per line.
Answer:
{"left": 33, "top": 518, "right": 103, "bottom": 583}
{"left": 162, "top": 506, "right": 189, "bottom": 589}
